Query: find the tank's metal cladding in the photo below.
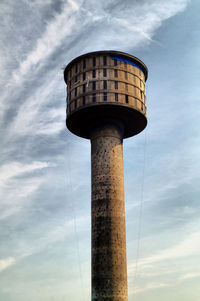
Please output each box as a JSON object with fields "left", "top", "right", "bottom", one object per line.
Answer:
{"left": 64, "top": 50, "right": 148, "bottom": 301}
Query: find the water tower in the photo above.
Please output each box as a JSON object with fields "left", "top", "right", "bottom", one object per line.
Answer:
{"left": 64, "top": 50, "right": 148, "bottom": 301}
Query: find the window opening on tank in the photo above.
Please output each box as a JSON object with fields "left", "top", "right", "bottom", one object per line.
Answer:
{"left": 87, "top": 77, "right": 90, "bottom": 87}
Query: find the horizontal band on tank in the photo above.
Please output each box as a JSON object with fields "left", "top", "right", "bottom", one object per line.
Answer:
{"left": 69, "top": 73, "right": 145, "bottom": 89}
{"left": 69, "top": 66, "right": 145, "bottom": 85}
{"left": 67, "top": 92, "right": 146, "bottom": 106}
{"left": 67, "top": 94, "right": 147, "bottom": 117}
{"left": 68, "top": 82, "right": 145, "bottom": 96}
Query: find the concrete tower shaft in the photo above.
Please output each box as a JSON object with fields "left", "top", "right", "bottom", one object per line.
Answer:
{"left": 91, "top": 124, "right": 127, "bottom": 301}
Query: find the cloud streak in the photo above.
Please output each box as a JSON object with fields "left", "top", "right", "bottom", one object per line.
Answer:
{"left": 1, "top": 0, "right": 190, "bottom": 138}
{"left": 0, "top": 161, "right": 53, "bottom": 219}
{"left": 8, "top": 0, "right": 190, "bottom": 85}
{"left": 129, "top": 282, "right": 169, "bottom": 295}
{"left": 0, "top": 257, "right": 16, "bottom": 272}
{"left": 180, "top": 272, "right": 200, "bottom": 281}
{"left": 128, "top": 232, "right": 200, "bottom": 276}
{"left": 0, "top": 161, "right": 50, "bottom": 187}
{"left": 11, "top": 0, "right": 82, "bottom": 84}
{"left": 0, "top": 215, "right": 88, "bottom": 273}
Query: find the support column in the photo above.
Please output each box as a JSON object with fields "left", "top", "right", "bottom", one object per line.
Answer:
{"left": 91, "top": 123, "right": 128, "bottom": 301}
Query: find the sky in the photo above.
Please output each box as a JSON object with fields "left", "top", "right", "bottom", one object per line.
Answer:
{"left": 0, "top": 0, "right": 200, "bottom": 300}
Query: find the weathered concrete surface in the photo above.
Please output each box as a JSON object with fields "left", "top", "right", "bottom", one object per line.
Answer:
{"left": 91, "top": 124, "right": 128, "bottom": 301}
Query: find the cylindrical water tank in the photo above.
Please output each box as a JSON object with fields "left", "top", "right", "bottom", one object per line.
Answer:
{"left": 64, "top": 50, "right": 148, "bottom": 138}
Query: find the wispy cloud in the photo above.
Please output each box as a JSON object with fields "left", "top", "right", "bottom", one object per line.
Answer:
{"left": 180, "top": 272, "right": 200, "bottom": 281}
{"left": 0, "top": 257, "right": 16, "bottom": 272}
{"left": 11, "top": 76, "right": 65, "bottom": 136}
{"left": 128, "top": 232, "right": 200, "bottom": 275}
{"left": 0, "top": 215, "right": 88, "bottom": 273}
{"left": 0, "top": 161, "right": 50, "bottom": 187}
{"left": 0, "top": 161, "right": 53, "bottom": 219}
{"left": 8, "top": 0, "right": 190, "bottom": 86}
{"left": 1, "top": 0, "right": 190, "bottom": 135}
{"left": 128, "top": 231, "right": 200, "bottom": 294}
{"left": 11, "top": 0, "right": 82, "bottom": 84}
{"left": 80, "top": 0, "right": 189, "bottom": 50}
{"left": 129, "top": 282, "right": 169, "bottom": 295}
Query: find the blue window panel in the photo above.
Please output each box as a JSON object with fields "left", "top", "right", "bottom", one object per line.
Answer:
{"left": 110, "top": 56, "right": 144, "bottom": 75}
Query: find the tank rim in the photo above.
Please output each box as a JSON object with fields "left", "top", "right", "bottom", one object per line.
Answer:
{"left": 64, "top": 50, "right": 148, "bottom": 82}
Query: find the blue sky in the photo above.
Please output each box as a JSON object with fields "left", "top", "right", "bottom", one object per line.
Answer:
{"left": 0, "top": 0, "right": 200, "bottom": 300}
